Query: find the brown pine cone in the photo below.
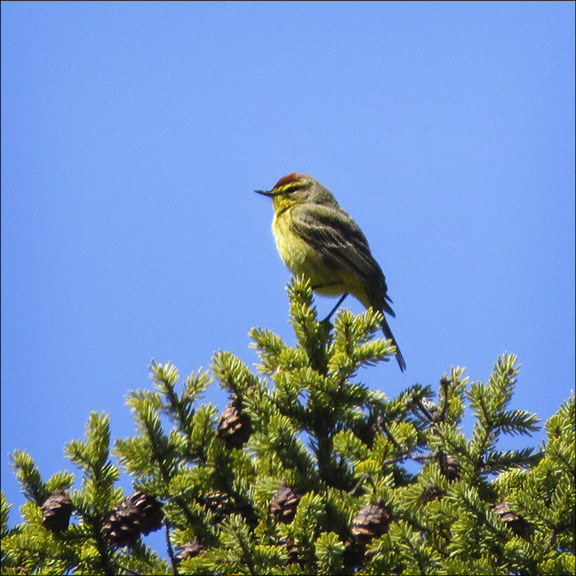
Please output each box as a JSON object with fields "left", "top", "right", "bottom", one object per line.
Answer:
{"left": 102, "top": 491, "right": 164, "bottom": 547}
{"left": 175, "top": 538, "right": 207, "bottom": 565}
{"left": 281, "top": 537, "right": 304, "bottom": 565}
{"left": 420, "top": 486, "right": 444, "bottom": 503}
{"left": 351, "top": 500, "right": 393, "bottom": 544}
{"left": 200, "top": 490, "right": 235, "bottom": 522}
{"left": 41, "top": 490, "right": 73, "bottom": 533}
{"left": 438, "top": 452, "right": 461, "bottom": 480}
{"left": 492, "top": 501, "right": 530, "bottom": 537}
{"left": 217, "top": 402, "right": 252, "bottom": 448}
{"left": 270, "top": 482, "right": 301, "bottom": 524}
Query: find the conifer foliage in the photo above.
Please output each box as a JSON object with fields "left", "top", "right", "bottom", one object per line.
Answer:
{"left": 1, "top": 278, "right": 574, "bottom": 575}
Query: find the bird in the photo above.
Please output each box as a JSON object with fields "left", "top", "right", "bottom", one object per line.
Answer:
{"left": 256, "top": 172, "right": 406, "bottom": 371}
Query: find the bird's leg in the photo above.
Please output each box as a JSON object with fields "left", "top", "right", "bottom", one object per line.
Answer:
{"left": 320, "top": 293, "right": 349, "bottom": 324}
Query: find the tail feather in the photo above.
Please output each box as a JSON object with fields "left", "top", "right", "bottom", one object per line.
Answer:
{"left": 362, "top": 289, "right": 406, "bottom": 372}
{"left": 380, "top": 314, "right": 406, "bottom": 372}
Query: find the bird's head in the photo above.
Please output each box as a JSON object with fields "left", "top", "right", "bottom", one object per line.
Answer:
{"left": 255, "top": 173, "right": 337, "bottom": 209}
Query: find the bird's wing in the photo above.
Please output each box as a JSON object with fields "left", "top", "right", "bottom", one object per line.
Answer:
{"left": 291, "top": 203, "right": 392, "bottom": 304}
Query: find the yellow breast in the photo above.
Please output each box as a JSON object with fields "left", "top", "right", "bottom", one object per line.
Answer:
{"left": 271, "top": 205, "right": 347, "bottom": 297}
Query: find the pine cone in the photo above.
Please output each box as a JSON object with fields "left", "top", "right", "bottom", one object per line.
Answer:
{"left": 103, "top": 491, "right": 164, "bottom": 547}
{"left": 438, "top": 452, "right": 461, "bottom": 480}
{"left": 281, "top": 537, "right": 304, "bottom": 565}
{"left": 102, "top": 505, "right": 140, "bottom": 548}
{"left": 41, "top": 490, "right": 73, "bottom": 533}
{"left": 199, "top": 491, "right": 258, "bottom": 528}
{"left": 175, "top": 538, "right": 207, "bottom": 565}
{"left": 492, "top": 501, "right": 529, "bottom": 537}
{"left": 351, "top": 500, "right": 393, "bottom": 544}
{"left": 420, "top": 486, "right": 444, "bottom": 503}
{"left": 270, "top": 482, "right": 301, "bottom": 524}
{"left": 200, "top": 490, "right": 235, "bottom": 522}
{"left": 217, "top": 402, "right": 252, "bottom": 448}
{"left": 129, "top": 490, "right": 164, "bottom": 535}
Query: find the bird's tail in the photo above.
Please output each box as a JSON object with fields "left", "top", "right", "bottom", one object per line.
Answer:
{"left": 380, "top": 314, "right": 406, "bottom": 372}
{"left": 358, "top": 289, "right": 406, "bottom": 372}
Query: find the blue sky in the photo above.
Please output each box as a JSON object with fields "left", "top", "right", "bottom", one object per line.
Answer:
{"left": 2, "top": 0, "right": 574, "bottom": 529}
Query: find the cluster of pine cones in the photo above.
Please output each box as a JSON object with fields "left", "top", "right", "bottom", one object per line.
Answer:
{"left": 40, "top": 489, "right": 164, "bottom": 548}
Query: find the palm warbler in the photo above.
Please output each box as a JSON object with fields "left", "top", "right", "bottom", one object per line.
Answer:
{"left": 256, "top": 172, "right": 406, "bottom": 371}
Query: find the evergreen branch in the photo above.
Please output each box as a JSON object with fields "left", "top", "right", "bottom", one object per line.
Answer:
{"left": 249, "top": 327, "right": 290, "bottom": 375}
{"left": 288, "top": 277, "right": 332, "bottom": 374}
{"left": 481, "top": 448, "right": 538, "bottom": 473}
{"left": 220, "top": 516, "right": 258, "bottom": 576}
{"left": 3, "top": 280, "right": 574, "bottom": 576}
{"left": 212, "top": 351, "right": 259, "bottom": 401}
{"left": 165, "top": 519, "right": 178, "bottom": 576}
{"left": 8, "top": 450, "right": 49, "bottom": 505}
{"left": 493, "top": 409, "right": 541, "bottom": 436}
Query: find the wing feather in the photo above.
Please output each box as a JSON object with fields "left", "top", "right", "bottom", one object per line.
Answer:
{"left": 291, "top": 204, "right": 391, "bottom": 302}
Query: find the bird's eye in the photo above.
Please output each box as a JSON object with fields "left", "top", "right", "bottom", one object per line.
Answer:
{"left": 281, "top": 184, "right": 303, "bottom": 194}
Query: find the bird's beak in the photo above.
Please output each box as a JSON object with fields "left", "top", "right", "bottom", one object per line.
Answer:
{"left": 255, "top": 189, "right": 279, "bottom": 197}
